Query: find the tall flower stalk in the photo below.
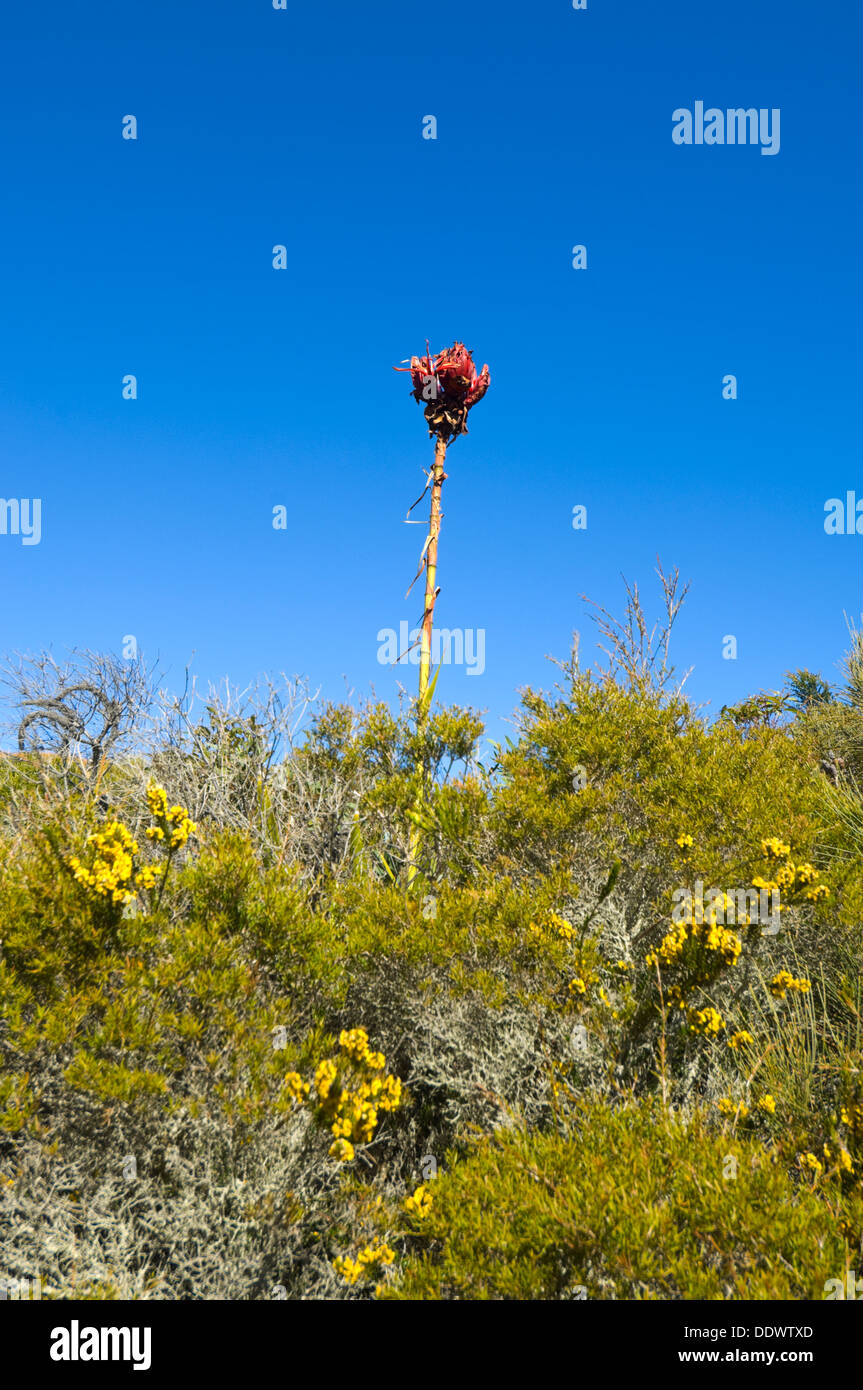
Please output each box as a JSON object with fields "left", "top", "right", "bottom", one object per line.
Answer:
{"left": 394, "top": 342, "right": 490, "bottom": 883}
{"left": 418, "top": 434, "right": 448, "bottom": 715}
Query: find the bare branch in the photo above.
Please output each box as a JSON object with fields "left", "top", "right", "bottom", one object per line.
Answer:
{"left": 580, "top": 559, "right": 691, "bottom": 697}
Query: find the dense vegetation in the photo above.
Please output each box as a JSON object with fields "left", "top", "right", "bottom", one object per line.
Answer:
{"left": 2, "top": 601, "right": 863, "bottom": 1300}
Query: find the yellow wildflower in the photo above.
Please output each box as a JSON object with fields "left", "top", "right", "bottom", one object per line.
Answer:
{"left": 145, "top": 784, "right": 196, "bottom": 849}
{"left": 339, "top": 1026, "right": 368, "bottom": 1052}
{"left": 283, "top": 1072, "right": 309, "bottom": 1105}
{"left": 761, "top": 837, "right": 791, "bottom": 860}
{"left": 333, "top": 1255, "right": 362, "bottom": 1286}
{"left": 146, "top": 784, "right": 169, "bottom": 818}
{"left": 67, "top": 820, "right": 138, "bottom": 904}
{"left": 646, "top": 921, "right": 688, "bottom": 968}
{"left": 404, "top": 1185, "right": 433, "bottom": 1219}
{"left": 314, "top": 1059, "right": 338, "bottom": 1100}
{"left": 769, "top": 971, "right": 811, "bottom": 1000}
{"left": 751, "top": 875, "right": 778, "bottom": 893}
{"left": 377, "top": 1075, "right": 402, "bottom": 1111}
{"left": 687, "top": 1006, "right": 725, "bottom": 1037}
{"left": 717, "top": 1096, "right": 749, "bottom": 1118}
{"left": 134, "top": 864, "right": 163, "bottom": 890}
{"left": 359, "top": 1240, "right": 394, "bottom": 1269}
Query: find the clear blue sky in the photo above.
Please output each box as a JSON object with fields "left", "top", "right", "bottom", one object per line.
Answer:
{"left": 1, "top": 1, "right": 861, "bottom": 750}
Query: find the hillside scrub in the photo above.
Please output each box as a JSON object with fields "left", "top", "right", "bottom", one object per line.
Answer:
{"left": 2, "top": 620, "right": 863, "bottom": 1299}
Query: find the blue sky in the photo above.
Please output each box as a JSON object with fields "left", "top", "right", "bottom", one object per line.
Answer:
{"left": 1, "top": 1, "right": 861, "bottom": 750}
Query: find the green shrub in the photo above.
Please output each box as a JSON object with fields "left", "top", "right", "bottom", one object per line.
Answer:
{"left": 384, "top": 1097, "right": 852, "bottom": 1300}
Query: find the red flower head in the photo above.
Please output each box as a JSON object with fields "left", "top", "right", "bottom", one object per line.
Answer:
{"left": 394, "top": 341, "right": 490, "bottom": 441}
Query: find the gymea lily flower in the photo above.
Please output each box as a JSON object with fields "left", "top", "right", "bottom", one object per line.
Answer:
{"left": 395, "top": 341, "right": 490, "bottom": 441}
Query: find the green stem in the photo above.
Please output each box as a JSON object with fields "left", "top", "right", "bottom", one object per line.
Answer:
{"left": 408, "top": 434, "right": 447, "bottom": 886}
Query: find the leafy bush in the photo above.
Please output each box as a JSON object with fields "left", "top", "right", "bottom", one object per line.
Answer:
{"left": 384, "top": 1098, "right": 853, "bottom": 1300}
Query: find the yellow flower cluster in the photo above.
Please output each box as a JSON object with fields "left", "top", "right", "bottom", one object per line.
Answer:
{"left": 647, "top": 921, "right": 687, "bottom": 968}
{"left": 333, "top": 1240, "right": 396, "bottom": 1286}
{"left": 145, "top": 784, "right": 196, "bottom": 850}
{"left": 69, "top": 821, "right": 138, "bottom": 904}
{"left": 795, "top": 863, "right": 819, "bottom": 885}
{"left": 146, "top": 784, "right": 168, "bottom": 818}
{"left": 755, "top": 837, "right": 829, "bottom": 904}
{"left": 727, "top": 1029, "right": 754, "bottom": 1050}
{"left": 761, "top": 837, "right": 791, "bottom": 860}
{"left": 647, "top": 914, "right": 741, "bottom": 972}
{"left": 528, "top": 912, "right": 575, "bottom": 943}
{"left": 67, "top": 785, "right": 195, "bottom": 911}
{"left": 840, "top": 1103, "right": 863, "bottom": 1139}
{"left": 702, "top": 918, "right": 743, "bottom": 965}
{"left": 404, "top": 1184, "right": 433, "bottom": 1219}
{"left": 339, "top": 1027, "right": 385, "bottom": 1070}
{"left": 134, "top": 863, "right": 164, "bottom": 890}
{"left": 314, "top": 1059, "right": 337, "bottom": 1100}
{"left": 676, "top": 832, "right": 694, "bottom": 850}
{"left": 717, "top": 1097, "right": 749, "bottom": 1119}
{"left": 823, "top": 1142, "right": 854, "bottom": 1173}
{"left": 550, "top": 913, "right": 575, "bottom": 941}
{"left": 280, "top": 1029, "right": 403, "bottom": 1163}
{"left": 665, "top": 983, "right": 687, "bottom": 1011}
{"left": 768, "top": 970, "right": 811, "bottom": 1000}
{"left": 331, "top": 1093, "right": 377, "bottom": 1143}
{"left": 283, "top": 1071, "right": 310, "bottom": 1105}
{"left": 687, "top": 1006, "right": 725, "bottom": 1037}
{"left": 805, "top": 883, "right": 830, "bottom": 903}
{"left": 757, "top": 1094, "right": 776, "bottom": 1115}
{"left": 798, "top": 1151, "right": 823, "bottom": 1177}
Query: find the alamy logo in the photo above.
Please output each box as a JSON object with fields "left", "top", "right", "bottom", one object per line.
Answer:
{"left": 824, "top": 493, "right": 863, "bottom": 534}
{"left": 50, "top": 1320, "right": 152, "bottom": 1371}
{"left": 0, "top": 1274, "right": 41, "bottom": 1299}
{"left": 673, "top": 880, "right": 781, "bottom": 936}
{"left": 672, "top": 103, "right": 780, "bottom": 156}
{"left": 377, "top": 623, "right": 485, "bottom": 676}
{"left": 824, "top": 1270, "right": 863, "bottom": 1300}
{"left": 0, "top": 497, "right": 41, "bottom": 545}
